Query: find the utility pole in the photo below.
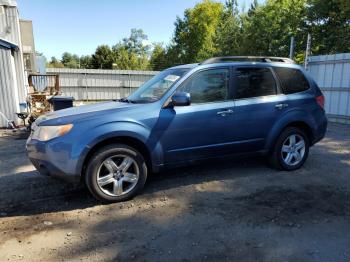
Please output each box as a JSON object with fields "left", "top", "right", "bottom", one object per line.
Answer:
{"left": 304, "top": 33, "right": 311, "bottom": 69}
{"left": 289, "top": 36, "right": 295, "bottom": 59}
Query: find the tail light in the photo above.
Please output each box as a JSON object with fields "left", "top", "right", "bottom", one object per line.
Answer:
{"left": 316, "top": 95, "right": 325, "bottom": 109}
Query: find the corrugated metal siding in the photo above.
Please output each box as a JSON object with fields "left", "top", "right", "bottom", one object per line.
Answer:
{"left": 308, "top": 53, "right": 350, "bottom": 119}
{"left": 0, "top": 47, "right": 18, "bottom": 127}
{"left": 0, "top": 3, "right": 28, "bottom": 127}
{"left": 6, "top": 5, "right": 27, "bottom": 103}
{"left": 46, "top": 68, "right": 159, "bottom": 100}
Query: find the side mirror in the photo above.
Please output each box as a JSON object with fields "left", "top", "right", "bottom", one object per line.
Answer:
{"left": 171, "top": 92, "right": 191, "bottom": 107}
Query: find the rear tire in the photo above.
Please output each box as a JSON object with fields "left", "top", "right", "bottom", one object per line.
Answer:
{"left": 85, "top": 144, "right": 147, "bottom": 203}
{"left": 269, "top": 127, "right": 309, "bottom": 171}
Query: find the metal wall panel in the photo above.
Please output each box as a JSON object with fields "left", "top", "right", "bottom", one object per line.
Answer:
{"left": 0, "top": 47, "right": 18, "bottom": 127}
{"left": 0, "top": 3, "right": 27, "bottom": 127}
{"left": 307, "top": 53, "right": 350, "bottom": 119}
{"left": 46, "top": 68, "right": 158, "bottom": 101}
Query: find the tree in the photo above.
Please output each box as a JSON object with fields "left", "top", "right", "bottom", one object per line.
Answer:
{"left": 113, "top": 45, "right": 149, "bottom": 70}
{"left": 61, "top": 52, "right": 79, "bottom": 68}
{"left": 79, "top": 55, "right": 93, "bottom": 69}
{"left": 149, "top": 43, "right": 167, "bottom": 70}
{"left": 91, "top": 45, "right": 115, "bottom": 69}
{"left": 214, "top": 0, "right": 242, "bottom": 56}
{"left": 168, "top": 0, "right": 224, "bottom": 64}
{"left": 241, "top": 0, "right": 307, "bottom": 57}
{"left": 46, "top": 56, "right": 64, "bottom": 68}
{"left": 112, "top": 29, "right": 150, "bottom": 70}
{"left": 121, "top": 28, "right": 150, "bottom": 56}
{"left": 306, "top": 0, "right": 350, "bottom": 54}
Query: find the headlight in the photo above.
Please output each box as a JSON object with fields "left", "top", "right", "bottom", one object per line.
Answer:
{"left": 32, "top": 124, "right": 73, "bottom": 141}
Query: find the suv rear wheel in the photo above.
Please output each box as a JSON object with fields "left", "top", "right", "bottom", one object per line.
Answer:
{"left": 85, "top": 144, "right": 147, "bottom": 203}
{"left": 269, "top": 127, "right": 309, "bottom": 171}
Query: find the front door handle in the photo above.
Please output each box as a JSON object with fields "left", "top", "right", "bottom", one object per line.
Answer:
{"left": 275, "top": 103, "right": 288, "bottom": 109}
{"left": 217, "top": 109, "right": 233, "bottom": 116}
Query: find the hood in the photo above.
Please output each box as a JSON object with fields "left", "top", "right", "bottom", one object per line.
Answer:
{"left": 36, "top": 101, "right": 139, "bottom": 126}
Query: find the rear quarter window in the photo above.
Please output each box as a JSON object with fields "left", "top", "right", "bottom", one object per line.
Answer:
{"left": 274, "top": 67, "right": 310, "bottom": 94}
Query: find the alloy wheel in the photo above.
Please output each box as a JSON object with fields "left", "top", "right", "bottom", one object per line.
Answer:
{"left": 96, "top": 155, "right": 140, "bottom": 197}
{"left": 281, "top": 134, "right": 306, "bottom": 166}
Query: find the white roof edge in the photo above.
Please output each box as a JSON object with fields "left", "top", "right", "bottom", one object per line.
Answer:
{"left": 0, "top": 0, "right": 17, "bottom": 7}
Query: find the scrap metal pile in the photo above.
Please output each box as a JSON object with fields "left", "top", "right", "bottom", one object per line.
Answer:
{"left": 27, "top": 74, "right": 60, "bottom": 126}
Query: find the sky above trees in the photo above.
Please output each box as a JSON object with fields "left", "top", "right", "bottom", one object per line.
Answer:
{"left": 18, "top": 0, "right": 260, "bottom": 59}
{"left": 45, "top": 0, "right": 350, "bottom": 71}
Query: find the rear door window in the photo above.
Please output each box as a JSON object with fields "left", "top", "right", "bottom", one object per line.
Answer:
{"left": 274, "top": 67, "right": 310, "bottom": 94}
{"left": 234, "top": 67, "right": 277, "bottom": 99}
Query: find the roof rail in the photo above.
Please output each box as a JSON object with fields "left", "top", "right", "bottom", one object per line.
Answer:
{"left": 200, "top": 56, "right": 295, "bottom": 65}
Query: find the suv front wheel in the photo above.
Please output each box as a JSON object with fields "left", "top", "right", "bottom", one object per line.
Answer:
{"left": 269, "top": 127, "right": 309, "bottom": 171}
{"left": 85, "top": 144, "right": 148, "bottom": 203}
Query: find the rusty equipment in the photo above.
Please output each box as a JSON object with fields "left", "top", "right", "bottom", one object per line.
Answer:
{"left": 27, "top": 74, "right": 61, "bottom": 125}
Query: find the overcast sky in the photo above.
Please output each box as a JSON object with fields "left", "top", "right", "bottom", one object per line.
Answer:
{"left": 17, "top": 0, "right": 261, "bottom": 59}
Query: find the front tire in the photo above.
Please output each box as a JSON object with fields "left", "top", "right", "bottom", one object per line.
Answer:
{"left": 269, "top": 127, "right": 309, "bottom": 171}
{"left": 85, "top": 144, "right": 147, "bottom": 203}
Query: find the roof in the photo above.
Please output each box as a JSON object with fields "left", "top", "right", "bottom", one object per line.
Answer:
{"left": 0, "top": 0, "right": 17, "bottom": 7}
{"left": 0, "top": 38, "right": 19, "bottom": 50}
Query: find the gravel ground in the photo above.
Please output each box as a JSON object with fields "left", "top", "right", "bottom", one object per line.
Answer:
{"left": 0, "top": 123, "right": 349, "bottom": 261}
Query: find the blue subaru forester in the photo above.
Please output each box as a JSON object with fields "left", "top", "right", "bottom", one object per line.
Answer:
{"left": 26, "top": 57, "right": 327, "bottom": 202}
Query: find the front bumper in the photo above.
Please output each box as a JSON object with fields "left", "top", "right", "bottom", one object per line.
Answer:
{"left": 26, "top": 135, "right": 81, "bottom": 183}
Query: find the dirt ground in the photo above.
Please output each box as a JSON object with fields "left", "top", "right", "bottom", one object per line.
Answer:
{"left": 0, "top": 122, "right": 350, "bottom": 262}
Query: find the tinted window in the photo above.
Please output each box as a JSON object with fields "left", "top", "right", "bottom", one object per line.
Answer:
{"left": 179, "top": 68, "right": 229, "bottom": 103}
{"left": 274, "top": 67, "right": 309, "bottom": 94}
{"left": 234, "top": 68, "right": 277, "bottom": 99}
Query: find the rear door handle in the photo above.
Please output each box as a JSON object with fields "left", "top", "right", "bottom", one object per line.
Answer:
{"left": 217, "top": 109, "right": 233, "bottom": 116}
{"left": 275, "top": 103, "right": 288, "bottom": 109}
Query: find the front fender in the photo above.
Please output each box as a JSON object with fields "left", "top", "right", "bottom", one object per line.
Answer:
{"left": 71, "top": 121, "right": 164, "bottom": 176}
{"left": 265, "top": 109, "right": 317, "bottom": 150}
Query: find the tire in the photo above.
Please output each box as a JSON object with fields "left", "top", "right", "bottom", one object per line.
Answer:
{"left": 85, "top": 143, "right": 148, "bottom": 203}
{"left": 269, "top": 127, "right": 309, "bottom": 171}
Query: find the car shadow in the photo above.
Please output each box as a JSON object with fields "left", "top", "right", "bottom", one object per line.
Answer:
{"left": 1, "top": 156, "right": 267, "bottom": 218}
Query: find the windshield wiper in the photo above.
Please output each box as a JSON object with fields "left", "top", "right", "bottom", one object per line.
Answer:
{"left": 115, "top": 97, "right": 135, "bottom": 103}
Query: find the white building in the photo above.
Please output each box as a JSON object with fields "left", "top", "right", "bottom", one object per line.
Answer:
{"left": 0, "top": 0, "right": 27, "bottom": 127}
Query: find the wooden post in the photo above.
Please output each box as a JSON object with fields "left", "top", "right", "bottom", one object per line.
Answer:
{"left": 304, "top": 33, "right": 311, "bottom": 69}
{"left": 55, "top": 75, "right": 60, "bottom": 94}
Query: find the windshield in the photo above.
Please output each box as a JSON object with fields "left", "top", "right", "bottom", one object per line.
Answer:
{"left": 128, "top": 68, "right": 189, "bottom": 103}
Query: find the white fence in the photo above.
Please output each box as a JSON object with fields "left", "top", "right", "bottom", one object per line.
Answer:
{"left": 46, "top": 68, "right": 158, "bottom": 101}
{"left": 307, "top": 53, "right": 350, "bottom": 121}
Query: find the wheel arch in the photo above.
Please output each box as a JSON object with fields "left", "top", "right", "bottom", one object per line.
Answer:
{"left": 266, "top": 120, "right": 315, "bottom": 152}
{"left": 284, "top": 121, "right": 314, "bottom": 144}
{"left": 80, "top": 136, "right": 153, "bottom": 181}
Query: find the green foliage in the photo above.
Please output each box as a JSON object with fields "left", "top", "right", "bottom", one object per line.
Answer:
{"left": 149, "top": 43, "right": 167, "bottom": 71}
{"left": 113, "top": 45, "right": 149, "bottom": 70}
{"left": 242, "top": 0, "right": 307, "bottom": 57}
{"left": 306, "top": 0, "right": 350, "bottom": 54}
{"left": 61, "top": 52, "right": 80, "bottom": 68}
{"left": 91, "top": 45, "right": 115, "bottom": 69}
{"left": 214, "top": 0, "right": 242, "bottom": 56}
{"left": 168, "top": 0, "right": 224, "bottom": 64}
{"left": 79, "top": 55, "right": 93, "bottom": 69}
{"left": 112, "top": 29, "right": 150, "bottom": 70}
{"left": 121, "top": 28, "right": 150, "bottom": 56}
{"left": 46, "top": 56, "right": 64, "bottom": 68}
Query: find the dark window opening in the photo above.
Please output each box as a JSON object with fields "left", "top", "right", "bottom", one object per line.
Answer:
{"left": 274, "top": 67, "right": 310, "bottom": 94}
{"left": 234, "top": 67, "right": 277, "bottom": 99}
